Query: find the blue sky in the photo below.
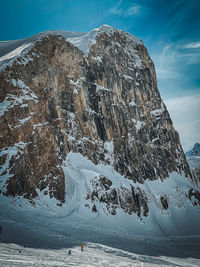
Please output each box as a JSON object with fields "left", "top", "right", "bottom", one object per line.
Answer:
{"left": 0, "top": 0, "right": 199, "bottom": 151}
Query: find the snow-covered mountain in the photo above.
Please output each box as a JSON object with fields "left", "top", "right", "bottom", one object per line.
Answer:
{"left": 186, "top": 143, "right": 200, "bottom": 182}
{"left": 186, "top": 143, "right": 200, "bottom": 158}
{"left": 0, "top": 25, "right": 200, "bottom": 238}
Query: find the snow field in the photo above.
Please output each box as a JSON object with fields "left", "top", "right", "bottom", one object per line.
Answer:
{"left": 0, "top": 153, "right": 200, "bottom": 266}
{"left": 1, "top": 242, "right": 199, "bottom": 267}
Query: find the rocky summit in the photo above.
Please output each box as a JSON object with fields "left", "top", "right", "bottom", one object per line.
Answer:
{"left": 0, "top": 25, "right": 199, "bottom": 217}
{"left": 186, "top": 143, "right": 200, "bottom": 183}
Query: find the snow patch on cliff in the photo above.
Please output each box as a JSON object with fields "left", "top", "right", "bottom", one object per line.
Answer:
{"left": 151, "top": 102, "right": 165, "bottom": 117}
{"left": 92, "top": 56, "right": 103, "bottom": 63}
{"left": 132, "top": 119, "right": 145, "bottom": 131}
{"left": 95, "top": 83, "right": 110, "bottom": 92}
{"left": 129, "top": 100, "right": 137, "bottom": 107}
{"left": 0, "top": 79, "right": 38, "bottom": 117}
{"left": 0, "top": 43, "right": 31, "bottom": 62}
{"left": 123, "top": 74, "right": 134, "bottom": 80}
{"left": 18, "top": 116, "right": 31, "bottom": 125}
{"left": 0, "top": 142, "right": 27, "bottom": 191}
{"left": 67, "top": 28, "right": 99, "bottom": 55}
{"left": 104, "top": 141, "right": 114, "bottom": 164}
{"left": 0, "top": 43, "right": 34, "bottom": 71}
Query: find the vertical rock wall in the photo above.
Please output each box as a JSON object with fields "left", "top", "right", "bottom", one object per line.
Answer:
{"left": 0, "top": 28, "right": 191, "bottom": 205}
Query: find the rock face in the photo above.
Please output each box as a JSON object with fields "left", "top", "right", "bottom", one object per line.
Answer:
{"left": 0, "top": 25, "right": 195, "bottom": 214}
{"left": 89, "top": 175, "right": 149, "bottom": 216}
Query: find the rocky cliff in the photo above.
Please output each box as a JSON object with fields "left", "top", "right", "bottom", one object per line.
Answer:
{"left": 0, "top": 25, "right": 198, "bottom": 216}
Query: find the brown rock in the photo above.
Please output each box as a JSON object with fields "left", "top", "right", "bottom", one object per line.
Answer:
{"left": 0, "top": 28, "right": 194, "bottom": 207}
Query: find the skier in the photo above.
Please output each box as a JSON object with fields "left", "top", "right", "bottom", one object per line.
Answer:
{"left": 80, "top": 242, "right": 83, "bottom": 252}
{"left": 68, "top": 249, "right": 71, "bottom": 255}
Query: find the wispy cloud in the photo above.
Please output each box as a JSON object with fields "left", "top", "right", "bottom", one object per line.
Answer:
{"left": 153, "top": 44, "right": 180, "bottom": 80}
{"left": 125, "top": 5, "right": 141, "bottom": 16}
{"left": 110, "top": 0, "right": 122, "bottom": 15}
{"left": 164, "top": 93, "right": 200, "bottom": 151}
{"left": 183, "top": 42, "right": 200, "bottom": 49}
{"left": 110, "top": 1, "right": 141, "bottom": 17}
{"left": 152, "top": 41, "right": 200, "bottom": 83}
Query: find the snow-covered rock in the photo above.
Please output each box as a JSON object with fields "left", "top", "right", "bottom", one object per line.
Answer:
{"left": 186, "top": 143, "right": 200, "bottom": 157}
{"left": 0, "top": 25, "right": 199, "bottom": 235}
{"left": 186, "top": 143, "right": 200, "bottom": 182}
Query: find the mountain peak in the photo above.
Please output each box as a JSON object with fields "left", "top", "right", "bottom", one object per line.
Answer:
{"left": 186, "top": 143, "right": 200, "bottom": 158}
{"left": 1, "top": 23, "right": 200, "bottom": 237}
{"left": 98, "top": 24, "right": 115, "bottom": 31}
{"left": 0, "top": 25, "right": 142, "bottom": 71}
{"left": 193, "top": 142, "right": 200, "bottom": 149}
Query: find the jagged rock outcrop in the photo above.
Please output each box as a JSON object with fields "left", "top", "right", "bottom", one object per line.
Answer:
{"left": 188, "top": 188, "right": 200, "bottom": 206}
{"left": 0, "top": 25, "right": 195, "bottom": 215}
{"left": 88, "top": 175, "right": 148, "bottom": 216}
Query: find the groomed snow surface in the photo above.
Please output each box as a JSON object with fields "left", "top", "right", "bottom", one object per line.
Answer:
{"left": 1, "top": 241, "right": 200, "bottom": 267}
{"left": 1, "top": 152, "right": 200, "bottom": 266}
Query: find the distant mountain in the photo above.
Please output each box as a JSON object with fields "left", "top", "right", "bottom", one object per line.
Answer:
{"left": 185, "top": 143, "right": 200, "bottom": 158}
{"left": 186, "top": 143, "right": 200, "bottom": 182}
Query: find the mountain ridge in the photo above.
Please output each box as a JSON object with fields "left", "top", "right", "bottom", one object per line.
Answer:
{"left": 0, "top": 25, "right": 141, "bottom": 70}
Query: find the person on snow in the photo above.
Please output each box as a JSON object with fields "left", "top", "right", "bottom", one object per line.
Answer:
{"left": 80, "top": 242, "right": 83, "bottom": 252}
{"left": 68, "top": 249, "right": 71, "bottom": 255}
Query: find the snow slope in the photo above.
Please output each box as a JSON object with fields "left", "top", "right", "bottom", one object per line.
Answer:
{"left": 0, "top": 153, "right": 200, "bottom": 265}
{"left": 0, "top": 241, "right": 200, "bottom": 267}
{"left": 0, "top": 152, "right": 200, "bottom": 237}
{"left": 60, "top": 153, "right": 200, "bottom": 237}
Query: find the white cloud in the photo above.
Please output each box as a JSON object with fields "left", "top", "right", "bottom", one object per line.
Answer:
{"left": 110, "top": 2, "right": 141, "bottom": 17}
{"left": 125, "top": 5, "right": 141, "bottom": 16}
{"left": 152, "top": 42, "right": 200, "bottom": 82}
{"left": 156, "top": 68, "right": 181, "bottom": 80}
{"left": 110, "top": 0, "right": 122, "bottom": 15}
{"left": 164, "top": 93, "right": 200, "bottom": 152}
{"left": 183, "top": 42, "right": 200, "bottom": 49}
